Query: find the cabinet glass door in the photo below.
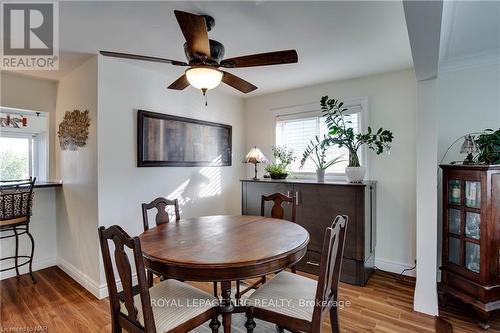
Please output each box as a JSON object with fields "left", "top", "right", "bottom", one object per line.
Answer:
{"left": 448, "top": 208, "right": 461, "bottom": 235}
{"left": 465, "top": 212, "right": 480, "bottom": 239}
{"left": 465, "top": 181, "right": 481, "bottom": 208}
{"left": 449, "top": 179, "right": 461, "bottom": 205}
{"left": 465, "top": 242, "right": 480, "bottom": 273}
{"left": 449, "top": 237, "right": 461, "bottom": 265}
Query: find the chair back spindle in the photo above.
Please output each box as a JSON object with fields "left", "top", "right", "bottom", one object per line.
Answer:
{"left": 141, "top": 197, "right": 180, "bottom": 231}
{"left": 98, "top": 225, "right": 156, "bottom": 333}
{"left": 260, "top": 192, "right": 296, "bottom": 222}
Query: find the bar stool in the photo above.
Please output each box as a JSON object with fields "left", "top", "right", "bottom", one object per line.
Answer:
{"left": 0, "top": 178, "right": 36, "bottom": 282}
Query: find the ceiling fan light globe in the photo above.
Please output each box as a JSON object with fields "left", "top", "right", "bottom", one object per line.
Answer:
{"left": 185, "top": 67, "right": 223, "bottom": 90}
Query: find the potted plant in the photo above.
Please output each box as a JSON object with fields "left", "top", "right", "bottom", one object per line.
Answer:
{"left": 300, "top": 135, "right": 345, "bottom": 182}
{"left": 265, "top": 146, "right": 296, "bottom": 179}
{"left": 320, "top": 96, "right": 394, "bottom": 182}
{"left": 475, "top": 129, "right": 500, "bottom": 165}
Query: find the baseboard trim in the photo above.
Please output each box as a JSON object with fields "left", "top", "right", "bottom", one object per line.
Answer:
{"left": 98, "top": 272, "right": 138, "bottom": 300}
{"left": 57, "top": 258, "right": 100, "bottom": 298}
{"left": 375, "top": 258, "right": 416, "bottom": 277}
{"left": 57, "top": 257, "right": 138, "bottom": 300}
{"left": 0, "top": 257, "right": 57, "bottom": 280}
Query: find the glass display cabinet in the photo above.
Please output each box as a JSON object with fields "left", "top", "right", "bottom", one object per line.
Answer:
{"left": 440, "top": 165, "right": 500, "bottom": 329}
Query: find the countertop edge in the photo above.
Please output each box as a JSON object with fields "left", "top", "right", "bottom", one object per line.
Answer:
{"left": 34, "top": 181, "right": 63, "bottom": 188}
{"left": 240, "top": 178, "right": 376, "bottom": 186}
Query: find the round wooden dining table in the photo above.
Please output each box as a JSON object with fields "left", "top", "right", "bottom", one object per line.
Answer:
{"left": 139, "top": 215, "right": 310, "bottom": 333}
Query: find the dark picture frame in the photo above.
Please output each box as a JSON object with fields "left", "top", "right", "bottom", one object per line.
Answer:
{"left": 137, "top": 110, "right": 232, "bottom": 167}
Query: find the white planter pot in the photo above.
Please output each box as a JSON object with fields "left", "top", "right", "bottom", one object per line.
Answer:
{"left": 316, "top": 169, "right": 325, "bottom": 182}
{"left": 345, "top": 166, "right": 366, "bottom": 183}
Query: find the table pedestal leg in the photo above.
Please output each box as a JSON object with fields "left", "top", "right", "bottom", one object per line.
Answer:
{"left": 220, "top": 281, "right": 234, "bottom": 333}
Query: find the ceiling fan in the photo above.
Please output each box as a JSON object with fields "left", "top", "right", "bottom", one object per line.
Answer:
{"left": 100, "top": 10, "right": 298, "bottom": 99}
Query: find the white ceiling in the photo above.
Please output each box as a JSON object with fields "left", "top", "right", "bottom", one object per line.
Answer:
{"left": 440, "top": 0, "right": 500, "bottom": 71}
{"left": 7, "top": 1, "right": 413, "bottom": 97}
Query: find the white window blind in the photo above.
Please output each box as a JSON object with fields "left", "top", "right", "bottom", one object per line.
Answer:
{"left": 276, "top": 106, "right": 361, "bottom": 174}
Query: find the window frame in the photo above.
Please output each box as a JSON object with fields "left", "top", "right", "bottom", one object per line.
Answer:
{"left": 272, "top": 96, "right": 369, "bottom": 180}
{"left": 0, "top": 132, "right": 38, "bottom": 180}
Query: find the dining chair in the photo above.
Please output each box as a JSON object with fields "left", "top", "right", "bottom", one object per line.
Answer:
{"left": 141, "top": 197, "right": 180, "bottom": 231}
{"left": 261, "top": 192, "right": 296, "bottom": 223}
{"left": 141, "top": 197, "right": 219, "bottom": 296}
{"left": 98, "top": 225, "right": 221, "bottom": 333}
{"left": 244, "top": 215, "right": 348, "bottom": 333}
{"left": 236, "top": 192, "right": 296, "bottom": 299}
{"left": 0, "top": 178, "right": 36, "bottom": 283}
{"left": 142, "top": 197, "right": 180, "bottom": 287}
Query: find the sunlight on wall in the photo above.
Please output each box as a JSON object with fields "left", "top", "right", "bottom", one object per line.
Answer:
{"left": 199, "top": 156, "right": 222, "bottom": 198}
{"left": 163, "top": 156, "right": 223, "bottom": 218}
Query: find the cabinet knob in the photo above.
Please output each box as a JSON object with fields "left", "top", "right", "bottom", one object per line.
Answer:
{"left": 295, "top": 191, "right": 300, "bottom": 206}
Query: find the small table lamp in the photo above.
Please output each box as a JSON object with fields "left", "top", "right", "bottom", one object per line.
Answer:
{"left": 245, "top": 147, "right": 267, "bottom": 180}
{"left": 460, "top": 135, "right": 478, "bottom": 165}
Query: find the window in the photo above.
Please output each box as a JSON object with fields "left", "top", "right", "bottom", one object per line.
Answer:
{"left": 276, "top": 104, "right": 363, "bottom": 175}
{"left": 0, "top": 134, "right": 37, "bottom": 180}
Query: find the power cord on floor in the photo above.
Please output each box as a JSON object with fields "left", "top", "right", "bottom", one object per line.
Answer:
{"left": 398, "top": 261, "right": 417, "bottom": 281}
{"left": 372, "top": 260, "right": 417, "bottom": 283}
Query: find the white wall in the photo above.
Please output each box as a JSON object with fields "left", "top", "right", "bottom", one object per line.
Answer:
{"left": 55, "top": 57, "right": 100, "bottom": 296}
{"left": 414, "top": 79, "right": 439, "bottom": 315}
{"left": 97, "top": 57, "right": 245, "bottom": 297}
{"left": 243, "top": 69, "right": 417, "bottom": 274}
{"left": 413, "top": 63, "right": 500, "bottom": 316}
{"left": 436, "top": 63, "right": 500, "bottom": 273}
{"left": 0, "top": 72, "right": 58, "bottom": 180}
{"left": 0, "top": 74, "right": 58, "bottom": 280}
{"left": 438, "top": 63, "right": 500, "bottom": 163}
{"left": 0, "top": 187, "right": 58, "bottom": 280}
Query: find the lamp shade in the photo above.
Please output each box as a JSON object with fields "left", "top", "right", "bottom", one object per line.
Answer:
{"left": 460, "top": 135, "right": 478, "bottom": 154}
{"left": 185, "top": 67, "right": 223, "bottom": 90}
{"left": 245, "top": 147, "right": 267, "bottom": 164}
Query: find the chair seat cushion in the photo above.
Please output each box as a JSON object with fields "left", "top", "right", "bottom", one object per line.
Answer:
{"left": 0, "top": 217, "right": 28, "bottom": 227}
{"left": 120, "top": 278, "right": 218, "bottom": 332}
{"left": 247, "top": 271, "right": 317, "bottom": 321}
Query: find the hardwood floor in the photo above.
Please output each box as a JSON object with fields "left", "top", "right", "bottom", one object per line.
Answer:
{"left": 0, "top": 267, "right": 498, "bottom": 333}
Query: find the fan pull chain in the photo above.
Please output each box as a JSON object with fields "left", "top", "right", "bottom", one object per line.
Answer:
{"left": 202, "top": 88, "right": 208, "bottom": 106}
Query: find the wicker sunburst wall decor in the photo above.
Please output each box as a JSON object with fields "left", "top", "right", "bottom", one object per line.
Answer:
{"left": 58, "top": 110, "right": 90, "bottom": 150}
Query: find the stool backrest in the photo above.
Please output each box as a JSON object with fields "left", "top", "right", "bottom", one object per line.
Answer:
{"left": 0, "top": 178, "right": 36, "bottom": 222}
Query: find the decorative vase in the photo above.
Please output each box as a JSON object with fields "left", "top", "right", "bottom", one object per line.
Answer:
{"left": 345, "top": 166, "right": 366, "bottom": 183}
{"left": 270, "top": 172, "right": 288, "bottom": 180}
{"left": 316, "top": 169, "right": 325, "bottom": 182}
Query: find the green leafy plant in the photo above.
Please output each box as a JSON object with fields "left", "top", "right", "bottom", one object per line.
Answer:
{"left": 300, "top": 135, "right": 345, "bottom": 170}
{"left": 265, "top": 146, "right": 296, "bottom": 178}
{"left": 475, "top": 129, "right": 500, "bottom": 165}
{"left": 320, "top": 96, "right": 394, "bottom": 167}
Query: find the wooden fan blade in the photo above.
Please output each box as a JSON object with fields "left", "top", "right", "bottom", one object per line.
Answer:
{"left": 174, "top": 10, "right": 210, "bottom": 57}
{"left": 168, "top": 74, "right": 190, "bottom": 90}
{"left": 100, "top": 51, "right": 188, "bottom": 66}
{"left": 220, "top": 50, "right": 298, "bottom": 68}
{"left": 222, "top": 71, "right": 257, "bottom": 93}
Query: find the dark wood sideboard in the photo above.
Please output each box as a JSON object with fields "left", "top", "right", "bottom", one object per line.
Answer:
{"left": 241, "top": 178, "right": 377, "bottom": 286}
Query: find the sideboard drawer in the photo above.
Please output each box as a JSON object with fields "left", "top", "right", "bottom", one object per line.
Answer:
{"left": 295, "top": 250, "right": 322, "bottom": 275}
